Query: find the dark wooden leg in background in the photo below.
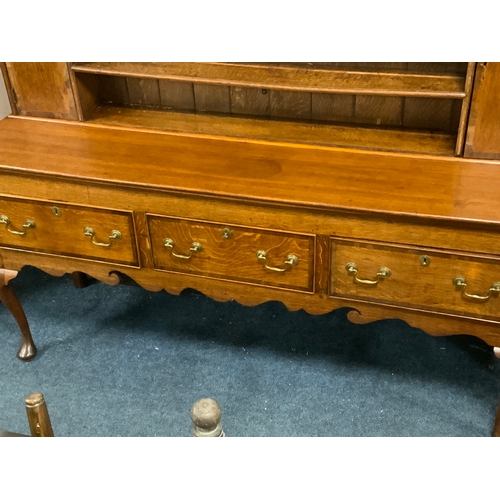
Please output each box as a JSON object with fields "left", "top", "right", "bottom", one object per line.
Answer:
{"left": 493, "top": 347, "right": 500, "bottom": 437}
{"left": 0, "top": 269, "right": 37, "bottom": 361}
{"left": 72, "top": 271, "right": 92, "bottom": 289}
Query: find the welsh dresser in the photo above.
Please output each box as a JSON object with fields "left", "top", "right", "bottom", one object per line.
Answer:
{"left": 1, "top": 62, "right": 500, "bottom": 435}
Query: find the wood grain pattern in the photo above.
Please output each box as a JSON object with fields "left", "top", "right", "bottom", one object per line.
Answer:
{"left": 230, "top": 87, "right": 270, "bottom": 116}
{"left": 193, "top": 83, "right": 230, "bottom": 113}
{"left": 76, "top": 71, "right": 464, "bottom": 138}
{"left": 4, "top": 170, "right": 500, "bottom": 258}
{"left": 455, "top": 62, "right": 476, "bottom": 156}
{"left": 314, "top": 235, "right": 330, "bottom": 296}
{"left": 148, "top": 215, "right": 314, "bottom": 291}
{"left": 352, "top": 63, "right": 407, "bottom": 71}
{"left": 0, "top": 196, "right": 138, "bottom": 266}
{"left": 270, "top": 90, "right": 311, "bottom": 119}
{"left": 127, "top": 77, "right": 161, "bottom": 107}
{"left": 403, "top": 97, "right": 454, "bottom": 131}
{"left": 133, "top": 211, "right": 154, "bottom": 268}
{"left": 5, "top": 63, "right": 78, "bottom": 120}
{"left": 99, "top": 75, "right": 129, "bottom": 106}
{"left": 72, "top": 72, "right": 101, "bottom": 120}
{"left": 345, "top": 300, "right": 500, "bottom": 343}
{"left": 3, "top": 62, "right": 500, "bottom": 434}
{"left": 0, "top": 118, "right": 486, "bottom": 223}
{"left": 159, "top": 80, "right": 195, "bottom": 110}
{"left": 71, "top": 62, "right": 467, "bottom": 98}
{"left": 311, "top": 93, "right": 355, "bottom": 122}
{"left": 331, "top": 238, "right": 500, "bottom": 319}
{"left": 464, "top": 63, "right": 500, "bottom": 159}
{"left": 451, "top": 99, "right": 463, "bottom": 132}
{"left": 407, "top": 63, "right": 468, "bottom": 74}
{"left": 67, "top": 63, "right": 84, "bottom": 121}
{"left": 254, "top": 62, "right": 468, "bottom": 75}
{"left": 355, "top": 95, "right": 403, "bottom": 127}
{"left": 3, "top": 247, "right": 500, "bottom": 349}
{"left": 88, "top": 105, "right": 456, "bottom": 155}
{"left": 68, "top": 64, "right": 471, "bottom": 152}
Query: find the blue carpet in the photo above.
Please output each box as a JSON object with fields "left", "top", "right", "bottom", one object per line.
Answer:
{"left": 1, "top": 266, "right": 499, "bottom": 436}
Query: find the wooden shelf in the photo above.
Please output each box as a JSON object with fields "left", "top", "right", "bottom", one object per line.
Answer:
{"left": 87, "top": 105, "right": 457, "bottom": 156}
{"left": 72, "top": 63, "right": 467, "bottom": 99}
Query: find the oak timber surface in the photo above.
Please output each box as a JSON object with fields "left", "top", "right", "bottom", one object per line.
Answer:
{"left": 89, "top": 105, "right": 457, "bottom": 156}
{"left": 464, "top": 63, "right": 500, "bottom": 159}
{"left": 0, "top": 117, "right": 499, "bottom": 224}
{"left": 71, "top": 62, "right": 466, "bottom": 98}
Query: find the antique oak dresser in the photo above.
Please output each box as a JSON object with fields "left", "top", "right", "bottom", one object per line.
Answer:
{"left": 1, "top": 63, "right": 499, "bottom": 435}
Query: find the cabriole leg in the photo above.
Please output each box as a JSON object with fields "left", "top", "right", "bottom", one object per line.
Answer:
{"left": 0, "top": 269, "right": 37, "bottom": 361}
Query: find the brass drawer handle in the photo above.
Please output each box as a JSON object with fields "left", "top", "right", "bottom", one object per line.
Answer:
{"left": 0, "top": 215, "right": 36, "bottom": 236}
{"left": 163, "top": 238, "right": 203, "bottom": 259}
{"left": 452, "top": 276, "right": 500, "bottom": 302}
{"left": 346, "top": 262, "right": 391, "bottom": 286}
{"left": 84, "top": 227, "right": 122, "bottom": 247}
{"left": 256, "top": 250, "right": 298, "bottom": 272}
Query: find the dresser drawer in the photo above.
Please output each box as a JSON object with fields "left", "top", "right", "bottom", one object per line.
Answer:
{"left": 148, "top": 215, "right": 314, "bottom": 291}
{"left": 0, "top": 197, "right": 138, "bottom": 265}
{"left": 330, "top": 238, "right": 500, "bottom": 320}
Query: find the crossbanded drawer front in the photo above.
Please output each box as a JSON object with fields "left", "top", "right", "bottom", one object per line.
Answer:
{"left": 148, "top": 215, "right": 314, "bottom": 291}
{"left": 0, "top": 197, "right": 137, "bottom": 266}
{"left": 330, "top": 237, "right": 500, "bottom": 320}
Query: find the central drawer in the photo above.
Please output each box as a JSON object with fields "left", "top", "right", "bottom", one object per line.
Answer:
{"left": 0, "top": 196, "right": 137, "bottom": 266}
{"left": 330, "top": 237, "right": 500, "bottom": 320}
{"left": 148, "top": 215, "right": 314, "bottom": 291}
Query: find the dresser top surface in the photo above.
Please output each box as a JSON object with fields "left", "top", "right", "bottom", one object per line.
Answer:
{"left": 0, "top": 116, "right": 499, "bottom": 225}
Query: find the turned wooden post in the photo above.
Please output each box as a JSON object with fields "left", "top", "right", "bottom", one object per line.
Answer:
{"left": 191, "top": 398, "right": 225, "bottom": 437}
{"left": 25, "top": 393, "right": 54, "bottom": 437}
{"left": 0, "top": 269, "right": 37, "bottom": 361}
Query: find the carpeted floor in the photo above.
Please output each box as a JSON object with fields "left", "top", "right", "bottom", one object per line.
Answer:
{"left": 1, "top": 266, "right": 499, "bottom": 436}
